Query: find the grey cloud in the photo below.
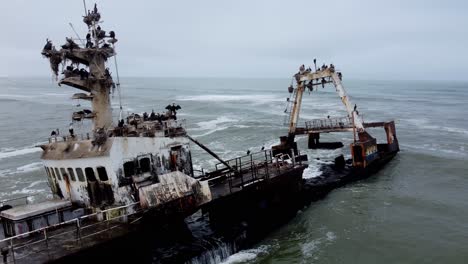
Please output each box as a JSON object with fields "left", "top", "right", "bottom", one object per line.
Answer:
{"left": 0, "top": 0, "right": 467, "bottom": 80}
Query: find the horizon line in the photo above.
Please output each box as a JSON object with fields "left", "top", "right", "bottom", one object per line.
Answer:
{"left": 0, "top": 75, "right": 467, "bottom": 83}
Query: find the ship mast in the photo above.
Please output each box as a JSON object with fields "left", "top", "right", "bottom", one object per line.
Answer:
{"left": 287, "top": 65, "right": 366, "bottom": 140}
{"left": 41, "top": 3, "right": 118, "bottom": 130}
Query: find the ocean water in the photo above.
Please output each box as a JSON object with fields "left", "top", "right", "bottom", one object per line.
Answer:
{"left": 0, "top": 77, "right": 467, "bottom": 263}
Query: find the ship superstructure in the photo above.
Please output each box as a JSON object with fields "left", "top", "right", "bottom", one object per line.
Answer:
{"left": 0, "top": 4, "right": 306, "bottom": 263}
{"left": 36, "top": 4, "right": 211, "bottom": 213}
{"left": 278, "top": 63, "right": 399, "bottom": 169}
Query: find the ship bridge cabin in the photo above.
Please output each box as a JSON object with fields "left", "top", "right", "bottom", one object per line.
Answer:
{"left": 41, "top": 118, "right": 195, "bottom": 210}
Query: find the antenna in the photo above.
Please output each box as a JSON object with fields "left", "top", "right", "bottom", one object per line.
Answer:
{"left": 112, "top": 43, "right": 123, "bottom": 120}
{"left": 83, "top": 0, "right": 88, "bottom": 16}
{"left": 69, "top": 23, "right": 85, "bottom": 46}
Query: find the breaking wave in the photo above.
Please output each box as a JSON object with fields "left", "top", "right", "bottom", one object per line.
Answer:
{"left": 220, "top": 245, "right": 270, "bottom": 264}
{"left": 303, "top": 166, "right": 323, "bottom": 179}
{"left": 10, "top": 180, "right": 48, "bottom": 196}
{"left": 196, "top": 116, "right": 238, "bottom": 130}
{"left": 0, "top": 162, "right": 43, "bottom": 177}
{"left": 190, "top": 116, "right": 243, "bottom": 137}
{"left": 0, "top": 146, "right": 42, "bottom": 160}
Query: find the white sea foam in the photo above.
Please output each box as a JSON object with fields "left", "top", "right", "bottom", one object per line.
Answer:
{"left": 326, "top": 231, "right": 337, "bottom": 241}
{"left": 220, "top": 245, "right": 270, "bottom": 264}
{"left": 303, "top": 166, "right": 322, "bottom": 179}
{"left": 196, "top": 116, "right": 238, "bottom": 130}
{"left": 0, "top": 147, "right": 42, "bottom": 160}
{"left": 192, "top": 126, "right": 230, "bottom": 138}
{"left": 191, "top": 116, "right": 240, "bottom": 137}
{"left": 0, "top": 162, "right": 43, "bottom": 177}
{"left": 178, "top": 94, "right": 283, "bottom": 104}
{"left": 0, "top": 169, "right": 12, "bottom": 177}
{"left": 10, "top": 180, "right": 48, "bottom": 196}
{"left": 301, "top": 231, "right": 337, "bottom": 258}
{"left": 16, "top": 162, "right": 43, "bottom": 173}
{"left": 301, "top": 239, "right": 321, "bottom": 257}
{"left": 0, "top": 94, "right": 31, "bottom": 99}
{"left": 404, "top": 118, "right": 468, "bottom": 136}
{"left": 41, "top": 92, "right": 69, "bottom": 97}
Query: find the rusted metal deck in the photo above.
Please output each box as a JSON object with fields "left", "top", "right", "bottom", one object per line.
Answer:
{"left": 0, "top": 203, "right": 142, "bottom": 264}
{"left": 202, "top": 150, "right": 306, "bottom": 200}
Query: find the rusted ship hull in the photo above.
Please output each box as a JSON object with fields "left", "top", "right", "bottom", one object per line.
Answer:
{"left": 48, "top": 151, "right": 398, "bottom": 264}
{"left": 203, "top": 164, "right": 307, "bottom": 224}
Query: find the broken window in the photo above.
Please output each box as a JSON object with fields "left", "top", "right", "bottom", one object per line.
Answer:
{"left": 76, "top": 168, "right": 85, "bottom": 182}
{"left": 139, "top": 157, "right": 151, "bottom": 173}
{"left": 123, "top": 161, "right": 135, "bottom": 178}
{"left": 54, "top": 168, "right": 62, "bottom": 180}
{"left": 68, "top": 168, "right": 76, "bottom": 182}
{"left": 85, "top": 167, "right": 96, "bottom": 182}
{"left": 97, "top": 166, "right": 109, "bottom": 181}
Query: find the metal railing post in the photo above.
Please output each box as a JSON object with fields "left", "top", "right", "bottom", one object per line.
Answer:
{"left": 44, "top": 229, "right": 51, "bottom": 261}
{"left": 10, "top": 239, "right": 15, "bottom": 264}
{"left": 250, "top": 154, "right": 254, "bottom": 180}
{"left": 76, "top": 218, "right": 82, "bottom": 246}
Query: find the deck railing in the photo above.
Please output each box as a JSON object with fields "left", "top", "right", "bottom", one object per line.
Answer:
{"left": 48, "top": 133, "right": 92, "bottom": 143}
{"left": 46, "top": 119, "right": 187, "bottom": 144}
{"left": 0, "top": 202, "right": 143, "bottom": 264}
{"left": 304, "top": 116, "right": 352, "bottom": 131}
{"left": 209, "top": 149, "right": 301, "bottom": 193}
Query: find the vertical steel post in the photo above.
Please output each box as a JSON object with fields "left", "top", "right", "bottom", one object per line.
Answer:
{"left": 10, "top": 239, "right": 15, "bottom": 264}
{"left": 291, "top": 149, "right": 296, "bottom": 166}
{"left": 44, "top": 229, "right": 51, "bottom": 260}
{"left": 352, "top": 111, "right": 357, "bottom": 143}
{"left": 76, "top": 218, "right": 82, "bottom": 246}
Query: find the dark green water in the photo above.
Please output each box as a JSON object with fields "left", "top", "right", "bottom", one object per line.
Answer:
{"left": 0, "top": 77, "right": 467, "bottom": 263}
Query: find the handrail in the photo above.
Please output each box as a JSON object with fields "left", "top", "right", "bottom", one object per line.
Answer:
{"left": 0, "top": 202, "right": 140, "bottom": 244}
{"left": 46, "top": 119, "right": 187, "bottom": 144}
{"left": 48, "top": 133, "right": 91, "bottom": 143}
{"left": 0, "top": 202, "right": 144, "bottom": 264}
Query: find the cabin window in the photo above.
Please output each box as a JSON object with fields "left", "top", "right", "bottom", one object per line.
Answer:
{"left": 123, "top": 161, "right": 135, "bottom": 178}
{"left": 67, "top": 168, "right": 76, "bottom": 182}
{"left": 139, "top": 157, "right": 151, "bottom": 173}
{"left": 54, "top": 168, "right": 62, "bottom": 180}
{"left": 85, "top": 167, "right": 96, "bottom": 182}
{"left": 60, "top": 168, "right": 67, "bottom": 180}
{"left": 97, "top": 166, "right": 109, "bottom": 181}
{"left": 76, "top": 168, "right": 85, "bottom": 182}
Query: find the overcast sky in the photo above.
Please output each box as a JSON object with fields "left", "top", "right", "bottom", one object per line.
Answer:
{"left": 0, "top": 0, "right": 466, "bottom": 80}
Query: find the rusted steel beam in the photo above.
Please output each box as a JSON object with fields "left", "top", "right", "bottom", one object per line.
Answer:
{"left": 295, "top": 121, "right": 390, "bottom": 134}
{"left": 186, "top": 135, "right": 236, "bottom": 173}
